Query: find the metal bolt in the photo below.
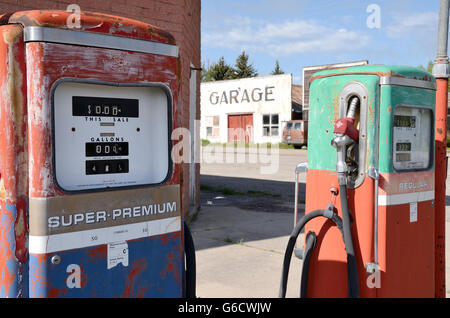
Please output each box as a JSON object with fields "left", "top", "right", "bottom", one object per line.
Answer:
{"left": 51, "top": 255, "right": 61, "bottom": 265}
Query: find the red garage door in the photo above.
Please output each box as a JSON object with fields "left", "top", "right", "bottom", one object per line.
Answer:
{"left": 228, "top": 114, "right": 254, "bottom": 143}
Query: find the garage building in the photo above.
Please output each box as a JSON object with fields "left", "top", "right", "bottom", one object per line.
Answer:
{"left": 201, "top": 74, "right": 302, "bottom": 144}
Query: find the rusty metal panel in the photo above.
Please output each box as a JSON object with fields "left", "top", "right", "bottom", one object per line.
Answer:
{"left": 24, "top": 41, "right": 183, "bottom": 296}
{"left": 7, "top": 10, "right": 176, "bottom": 45}
{"left": 0, "top": 25, "right": 29, "bottom": 298}
{"left": 0, "top": 10, "right": 185, "bottom": 298}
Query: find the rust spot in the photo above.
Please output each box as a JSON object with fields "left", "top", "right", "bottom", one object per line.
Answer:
{"left": 87, "top": 245, "right": 106, "bottom": 260}
{"left": 48, "top": 287, "right": 67, "bottom": 298}
{"left": 121, "top": 259, "right": 147, "bottom": 297}
{"left": 331, "top": 96, "right": 339, "bottom": 124}
{"left": 14, "top": 199, "right": 28, "bottom": 264}
{"left": 387, "top": 106, "right": 392, "bottom": 113}
{"left": 7, "top": 10, "right": 177, "bottom": 45}
{"left": 2, "top": 26, "right": 22, "bottom": 44}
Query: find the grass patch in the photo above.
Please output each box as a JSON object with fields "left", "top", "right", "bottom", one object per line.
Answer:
{"left": 277, "top": 143, "right": 296, "bottom": 149}
{"left": 201, "top": 139, "right": 211, "bottom": 147}
{"left": 223, "top": 237, "right": 244, "bottom": 244}
{"left": 200, "top": 184, "right": 215, "bottom": 191}
{"left": 200, "top": 184, "right": 244, "bottom": 195}
{"left": 246, "top": 190, "right": 281, "bottom": 198}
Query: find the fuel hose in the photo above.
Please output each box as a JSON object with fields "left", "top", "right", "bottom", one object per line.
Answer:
{"left": 279, "top": 208, "right": 344, "bottom": 298}
{"left": 184, "top": 221, "right": 196, "bottom": 298}
{"left": 339, "top": 184, "right": 360, "bottom": 298}
{"left": 299, "top": 231, "right": 317, "bottom": 298}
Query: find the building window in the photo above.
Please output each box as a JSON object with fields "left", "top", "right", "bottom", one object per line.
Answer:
{"left": 206, "top": 116, "right": 220, "bottom": 137}
{"left": 263, "top": 114, "right": 279, "bottom": 136}
{"left": 206, "top": 127, "right": 213, "bottom": 136}
{"left": 447, "top": 113, "right": 450, "bottom": 131}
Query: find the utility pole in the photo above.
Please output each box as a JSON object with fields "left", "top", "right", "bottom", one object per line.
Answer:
{"left": 432, "top": 0, "right": 449, "bottom": 298}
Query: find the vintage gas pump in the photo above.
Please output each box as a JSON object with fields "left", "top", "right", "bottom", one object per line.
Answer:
{"left": 0, "top": 10, "right": 195, "bottom": 298}
{"left": 280, "top": 65, "right": 436, "bottom": 298}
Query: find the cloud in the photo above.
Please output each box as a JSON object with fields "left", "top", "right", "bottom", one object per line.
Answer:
{"left": 385, "top": 11, "right": 438, "bottom": 39}
{"left": 203, "top": 17, "right": 371, "bottom": 57}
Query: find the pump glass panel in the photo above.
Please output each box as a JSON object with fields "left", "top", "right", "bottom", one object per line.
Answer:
{"left": 392, "top": 106, "right": 432, "bottom": 171}
{"left": 53, "top": 82, "right": 171, "bottom": 191}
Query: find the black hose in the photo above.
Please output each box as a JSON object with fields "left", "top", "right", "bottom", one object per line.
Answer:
{"left": 300, "top": 231, "right": 317, "bottom": 298}
{"left": 184, "top": 222, "right": 196, "bottom": 298}
{"left": 279, "top": 209, "right": 323, "bottom": 298}
{"left": 279, "top": 209, "right": 344, "bottom": 298}
{"left": 339, "top": 185, "right": 360, "bottom": 298}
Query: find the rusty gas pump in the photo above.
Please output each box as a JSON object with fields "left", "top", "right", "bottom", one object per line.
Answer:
{"left": 0, "top": 10, "right": 195, "bottom": 298}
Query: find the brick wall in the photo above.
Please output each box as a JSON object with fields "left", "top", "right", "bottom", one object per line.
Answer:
{"left": 0, "top": 0, "right": 201, "bottom": 216}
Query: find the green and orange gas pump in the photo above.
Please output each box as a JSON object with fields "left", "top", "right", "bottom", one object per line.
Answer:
{"left": 280, "top": 65, "right": 437, "bottom": 298}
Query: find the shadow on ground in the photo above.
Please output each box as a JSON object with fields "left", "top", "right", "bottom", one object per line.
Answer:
{"left": 200, "top": 174, "right": 306, "bottom": 213}
{"left": 191, "top": 174, "right": 307, "bottom": 251}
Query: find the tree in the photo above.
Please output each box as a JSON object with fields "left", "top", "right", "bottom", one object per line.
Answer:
{"left": 204, "top": 57, "right": 235, "bottom": 81}
{"left": 201, "top": 60, "right": 214, "bottom": 82}
{"left": 417, "top": 61, "right": 433, "bottom": 73}
{"left": 418, "top": 60, "right": 450, "bottom": 92}
{"left": 271, "top": 60, "right": 284, "bottom": 75}
{"left": 233, "top": 51, "right": 258, "bottom": 79}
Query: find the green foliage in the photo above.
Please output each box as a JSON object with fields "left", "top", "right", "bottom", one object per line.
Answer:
{"left": 201, "top": 57, "right": 235, "bottom": 82}
{"left": 233, "top": 50, "right": 258, "bottom": 79}
{"left": 210, "top": 57, "right": 235, "bottom": 81}
{"left": 200, "top": 52, "right": 262, "bottom": 82}
{"left": 271, "top": 60, "right": 284, "bottom": 75}
{"left": 201, "top": 60, "right": 214, "bottom": 82}
{"left": 201, "top": 139, "right": 210, "bottom": 146}
{"left": 417, "top": 61, "right": 433, "bottom": 73}
{"left": 418, "top": 60, "right": 449, "bottom": 91}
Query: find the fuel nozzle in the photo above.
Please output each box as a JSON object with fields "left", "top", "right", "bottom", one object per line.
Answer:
{"left": 334, "top": 97, "right": 360, "bottom": 141}
{"left": 331, "top": 96, "right": 360, "bottom": 185}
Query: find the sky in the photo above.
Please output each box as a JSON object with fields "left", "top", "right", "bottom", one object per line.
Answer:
{"left": 201, "top": 0, "right": 446, "bottom": 84}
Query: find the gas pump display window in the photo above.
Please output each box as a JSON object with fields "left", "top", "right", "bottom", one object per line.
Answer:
{"left": 72, "top": 96, "right": 139, "bottom": 118}
{"left": 394, "top": 115, "right": 416, "bottom": 128}
{"left": 53, "top": 81, "right": 172, "bottom": 192}
{"left": 392, "top": 105, "right": 432, "bottom": 171}
{"left": 85, "top": 142, "right": 129, "bottom": 157}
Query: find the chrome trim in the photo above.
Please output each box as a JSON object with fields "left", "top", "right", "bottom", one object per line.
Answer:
{"left": 366, "top": 166, "right": 379, "bottom": 273}
{"left": 24, "top": 26, "right": 179, "bottom": 58}
{"left": 380, "top": 76, "right": 436, "bottom": 90}
{"left": 294, "top": 161, "right": 307, "bottom": 259}
{"left": 338, "top": 82, "right": 369, "bottom": 189}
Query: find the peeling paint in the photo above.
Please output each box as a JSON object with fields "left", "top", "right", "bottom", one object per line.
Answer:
{"left": 8, "top": 10, "right": 176, "bottom": 45}
{"left": 1, "top": 11, "right": 184, "bottom": 298}
{"left": 0, "top": 25, "right": 29, "bottom": 298}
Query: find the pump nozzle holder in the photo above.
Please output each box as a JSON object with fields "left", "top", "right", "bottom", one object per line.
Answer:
{"left": 333, "top": 117, "right": 359, "bottom": 141}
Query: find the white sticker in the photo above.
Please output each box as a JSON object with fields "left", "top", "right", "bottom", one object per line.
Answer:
{"left": 410, "top": 202, "right": 418, "bottom": 223}
{"left": 107, "top": 241, "right": 129, "bottom": 269}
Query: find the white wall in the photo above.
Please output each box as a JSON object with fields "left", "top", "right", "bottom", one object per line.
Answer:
{"left": 200, "top": 74, "right": 292, "bottom": 144}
